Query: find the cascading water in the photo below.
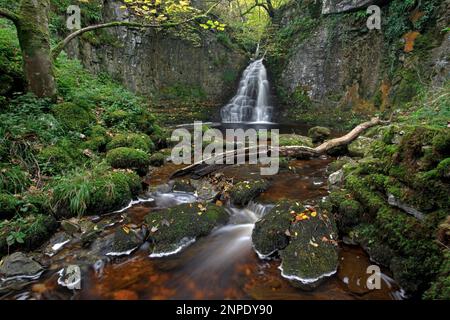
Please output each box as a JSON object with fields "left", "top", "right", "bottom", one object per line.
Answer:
{"left": 221, "top": 59, "right": 274, "bottom": 123}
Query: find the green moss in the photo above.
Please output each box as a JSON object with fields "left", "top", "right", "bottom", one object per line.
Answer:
{"left": 432, "top": 131, "right": 450, "bottom": 157}
{"left": 38, "top": 145, "right": 72, "bottom": 175}
{"left": 0, "top": 193, "right": 20, "bottom": 219}
{"left": 252, "top": 201, "right": 300, "bottom": 256}
{"left": 84, "top": 125, "right": 110, "bottom": 152}
{"left": 278, "top": 134, "right": 313, "bottom": 147}
{"left": 107, "top": 133, "right": 154, "bottom": 152}
{"left": 308, "top": 126, "right": 331, "bottom": 144}
{"left": 229, "top": 179, "right": 269, "bottom": 206}
{"left": 436, "top": 158, "right": 450, "bottom": 179}
{"left": 345, "top": 174, "right": 385, "bottom": 216}
{"left": 52, "top": 102, "right": 94, "bottom": 132}
{"left": 424, "top": 250, "right": 450, "bottom": 300}
{"left": 149, "top": 152, "right": 165, "bottom": 167}
{"left": 106, "top": 147, "right": 150, "bottom": 175}
{"left": 144, "top": 202, "right": 228, "bottom": 253}
{"left": 336, "top": 199, "right": 363, "bottom": 233}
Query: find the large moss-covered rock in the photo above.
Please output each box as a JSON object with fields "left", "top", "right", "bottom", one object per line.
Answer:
{"left": 279, "top": 207, "right": 338, "bottom": 290}
{"left": 106, "top": 147, "right": 150, "bottom": 175}
{"left": 252, "top": 201, "right": 299, "bottom": 257}
{"left": 348, "top": 136, "right": 375, "bottom": 157}
{"left": 53, "top": 170, "right": 142, "bottom": 218}
{"left": 52, "top": 102, "right": 94, "bottom": 132}
{"left": 38, "top": 146, "right": 73, "bottom": 175}
{"left": 229, "top": 179, "right": 269, "bottom": 206}
{"left": 0, "top": 215, "right": 58, "bottom": 256}
{"left": 144, "top": 202, "right": 228, "bottom": 255}
{"left": 278, "top": 134, "right": 313, "bottom": 147}
{"left": 308, "top": 126, "right": 331, "bottom": 144}
{"left": 107, "top": 133, "right": 155, "bottom": 153}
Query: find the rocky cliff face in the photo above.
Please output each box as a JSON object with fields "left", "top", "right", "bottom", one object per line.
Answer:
{"left": 65, "top": 0, "right": 247, "bottom": 103}
{"left": 270, "top": 0, "right": 449, "bottom": 127}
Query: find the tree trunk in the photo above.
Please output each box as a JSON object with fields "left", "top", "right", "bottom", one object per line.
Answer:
{"left": 16, "top": 0, "right": 56, "bottom": 99}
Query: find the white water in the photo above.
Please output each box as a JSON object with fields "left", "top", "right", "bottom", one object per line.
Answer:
{"left": 221, "top": 59, "right": 274, "bottom": 123}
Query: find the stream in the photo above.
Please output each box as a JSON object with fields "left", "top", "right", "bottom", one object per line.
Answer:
{"left": 1, "top": 158, "right": 403, "bottom": 300}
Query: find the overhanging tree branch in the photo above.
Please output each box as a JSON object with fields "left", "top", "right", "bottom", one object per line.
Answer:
{"left": 0, "top": 8, "right": 20, "bottom": 25}
{"left": 51, "top": 1, "right": 221, "bottom": 61}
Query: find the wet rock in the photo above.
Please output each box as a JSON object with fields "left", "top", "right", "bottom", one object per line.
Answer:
{"left": 61, "top": 219, "right": 80, "bottom": 235}
{"left": 172, "top": 179, "right": 196, "bottom": 193}
{"left": 107, "top": 226, "right": 143, "bottom": 256}
{"left": 81, "top": 229, "right": 102, "bottom": 247}
{"left": 348, "top": 136, "right": 375, "bottom": 157}
{"left": 279, "top": 207, "right": 338, "bottom": 290}
{"left": 57, "top": 265, "right": 81, "bottom": 290}
{"left": 0, "top": 252, "right": 43, "bottom": 280}
{"left": 190, "top": 179, "right": 219, "bottom": 201}
{"left": 252, "top": 201, "right": 338, "bottom": 289}
{"left": 44, "top": 232, "right": 72, "bottom": 257}
{"left": 252, "top": 201, "right": 298, "bottom": 257}
{"left": 322, "top": 0, "right": 380, "bottom": 14}
{"left": 308, "top": 126, "right": 331, "bottom": 144}
{"left": 328, "top": 169, "right": 344, "bottom": 186}
{"left": 229, "top": 179, "right": 269, "bottom": 206}
{"left": 144, "top": 202, "right": 228, "bottom": 255}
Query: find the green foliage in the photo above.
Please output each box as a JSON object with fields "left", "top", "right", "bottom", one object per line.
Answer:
{"left": 0, "top": 20, "right": 23, "bottom": 98}
{"left": 0, "top": 164, "right": 31, "bottom": 194}
{"left": 0, "top": 193, "right": 20, "bottom": 218}
{"left": 0, "top": 214, "right": 58, "bottom": 253}
{"left": 106, "top": 147, "right": 150, "bottom": 175}
{"left": 149, "top": 152, "right": 165, "bottom": 167}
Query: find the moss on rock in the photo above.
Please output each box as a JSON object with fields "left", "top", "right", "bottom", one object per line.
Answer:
{"left": 308, "top": 126, "right": 331, "bottom": 144}
{"left": 144, "top": 202, "right": 228, "bottom": 254}
{"left": 149, "top": 152, "right": 165, "bottom": 167}
{"left": 52, "top": 102, "right": 94, "bottom": 132}
{"left": 229, "top": 179, "right": 269, "bottom": 206}
{"left": 107, "top": 133, "right": 154, "bottom": 153}
{"left": 106, "top": 147, "right": 150, "bottom": 175}
{"left": 348, "top": 136, "right": 375, "bottom": 157}
{"left": 252, "top": 201, "right": 301, "bottom": 257}
{"left": 278, "top": 134, "right": 313, "bottom": 147}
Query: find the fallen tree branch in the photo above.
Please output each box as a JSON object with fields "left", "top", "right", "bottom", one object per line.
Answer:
{"left": 171, "top": 117, "right": 387, "bottom": 178}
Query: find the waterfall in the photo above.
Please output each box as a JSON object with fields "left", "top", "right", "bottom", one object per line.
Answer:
{"left": 221, "top": 59, "right": 274, "bottom": 123}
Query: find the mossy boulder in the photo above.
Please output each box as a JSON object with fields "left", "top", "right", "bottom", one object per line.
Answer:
{"left": 106, "top": 147, "right": 150, "bottom": 175}
{"left": 252, "top": 201, "right": 299, "bottom": 257}
{"left": 279, "top": 207, "right": 338, "bottom": 290}
{"left": 308, "top": 126, "right": 331, "bottom": 144}
{"left": 432, "top": 131, "right": 450, "bottom": 157}
{"left": 0, "top": 193, "right": 20, "bottom": 219}
{"left": 52, "top": 102, "right": 94, "bottom": 132}
{"left": 278, "top": 134, "right": 313, "bottom": 147}
{"left": 144, "top": 202, "right": 229, "bottom": 254}
{"left": 0, "top": 214, "right": 58, "bottom": 256}
{"left": 326, "top": 156, "right": 355, "bottom": 173}
{"left": 107, "top": 133, "right": 154, "bottom": 153}
{"left": 149, "top": 152, "right": 165, "bottom": 167}
{"left": 348, "top": 136, "right": 375, "bottom": 157}
{"left": 38, "top": 146, "right": 73, "bottom": 175}
{"left": 229, "top": 179, "right": 269, "bottom": 206}
{"left": 336, "top": 198, "right": 363, "bottom": 233}
{"left": 84, "top": 125, "right": 110, "bottom": 152}
{"left": 53, "top": 170, "right": 142, "bottom": 218}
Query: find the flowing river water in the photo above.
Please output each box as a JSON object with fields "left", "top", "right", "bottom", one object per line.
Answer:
{"left": 2, "top": 158, "right": 403, "bottom": 300}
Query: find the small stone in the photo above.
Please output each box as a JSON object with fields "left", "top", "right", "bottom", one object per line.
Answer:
{"left": 61, "top": 220, "right": 80, "bottom": 235}
{"left": 328, "top": 169, "right": 344, "bottom": 186}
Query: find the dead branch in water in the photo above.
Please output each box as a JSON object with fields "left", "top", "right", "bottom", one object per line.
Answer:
{"left": 170, "top": 117, "right": 387, "bottom": 179}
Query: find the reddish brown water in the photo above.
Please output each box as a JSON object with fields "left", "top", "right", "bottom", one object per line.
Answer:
{"left": 2, "top": 158, "right": 402, "bottom": 300}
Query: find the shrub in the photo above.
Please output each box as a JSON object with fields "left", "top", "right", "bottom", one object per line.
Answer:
{"left": 106, "top": 147, "right": 150, "bottom": 175}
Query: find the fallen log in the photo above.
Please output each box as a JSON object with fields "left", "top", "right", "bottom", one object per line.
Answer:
{"left": 170, "top": 117, "right": 387, "bottom": 179}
